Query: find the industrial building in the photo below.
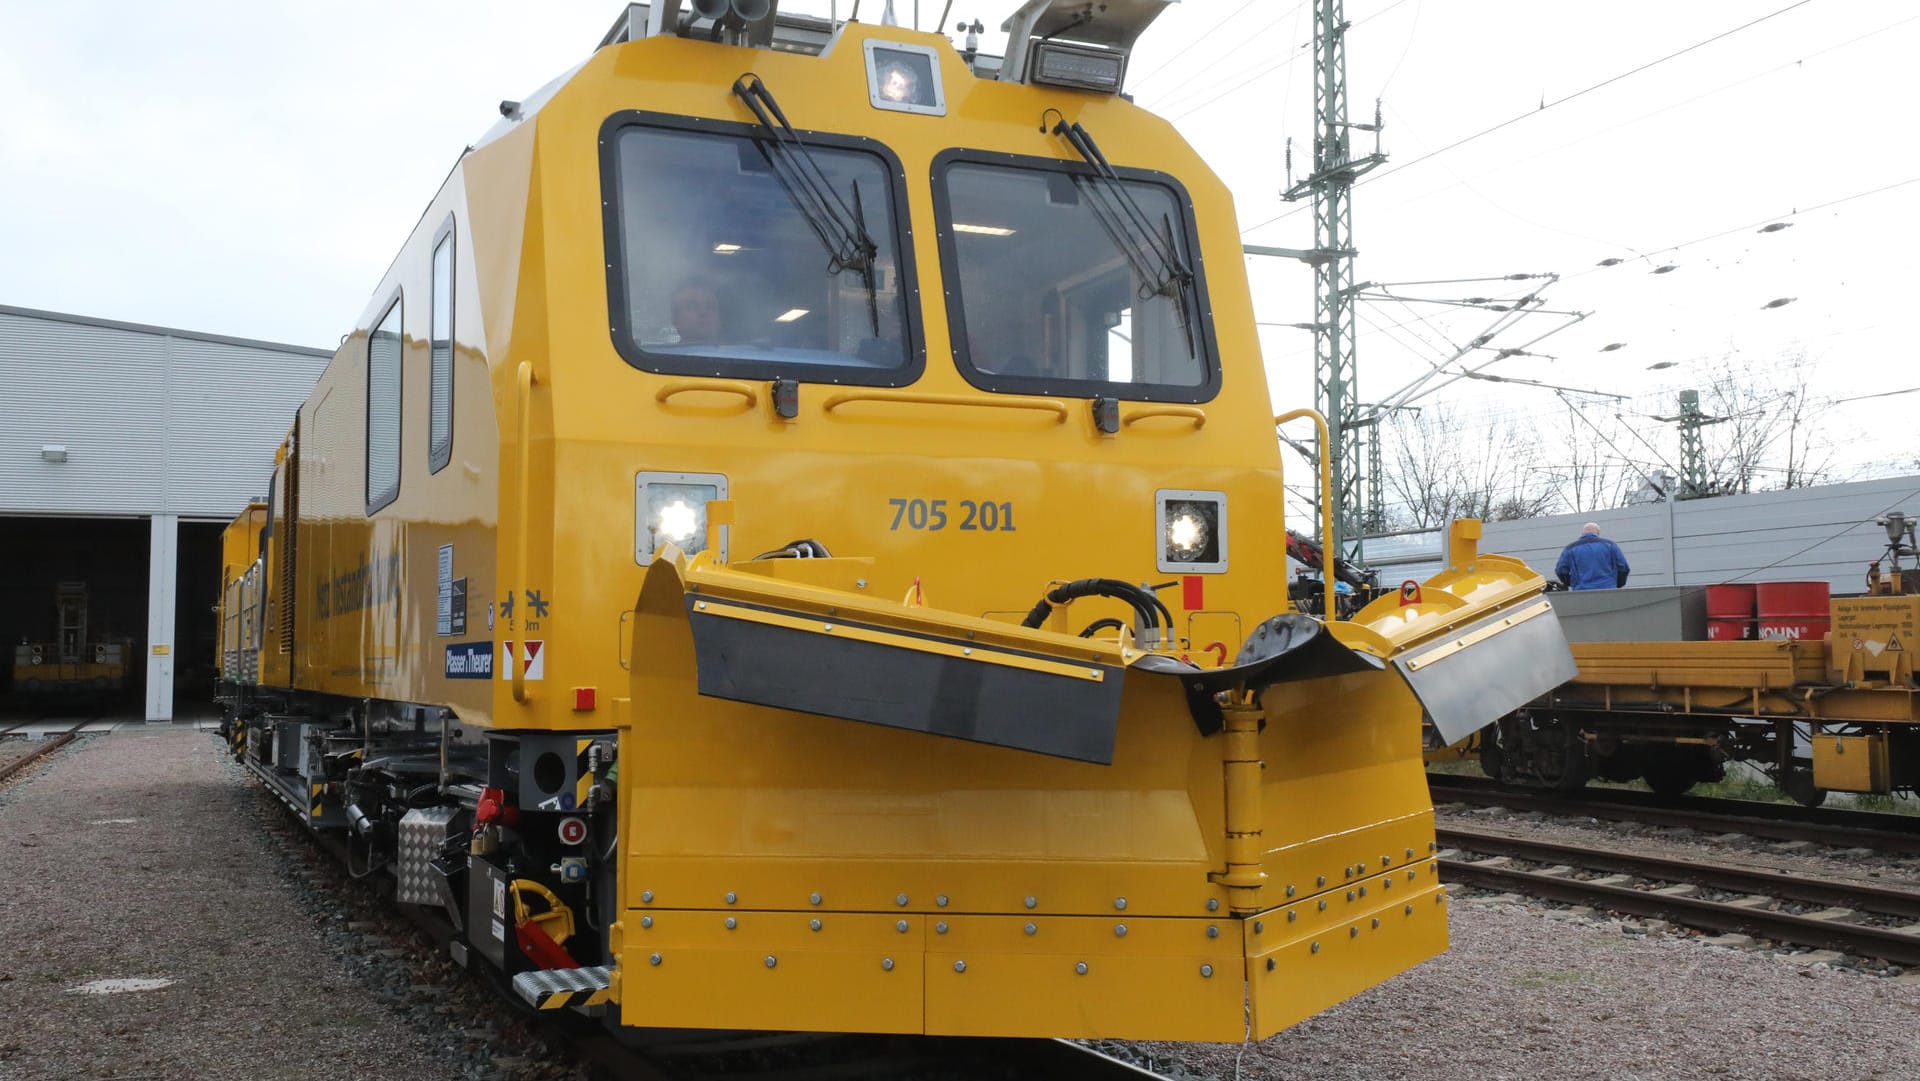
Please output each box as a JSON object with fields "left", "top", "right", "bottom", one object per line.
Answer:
{"left": 0, "top": 304, "right": 328, "bottom": 720}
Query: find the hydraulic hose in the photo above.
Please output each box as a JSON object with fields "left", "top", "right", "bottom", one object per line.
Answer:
{"left": 1020, "top": 578, "right": 1164, "bottom": 633}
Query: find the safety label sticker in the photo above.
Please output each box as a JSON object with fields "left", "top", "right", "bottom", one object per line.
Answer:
{"left": 500, "top": 639, "right": 545, "bottom": 681}
{"left": 445, "top": 641, "right": 494, "bottom": 679}
{"left": 436, "top": 545, "right": 455, "bottom": 635}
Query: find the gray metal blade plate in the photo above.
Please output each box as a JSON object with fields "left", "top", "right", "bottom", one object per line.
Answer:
{"left": 1394, "top": 604, "right": 1577, "bottom": 745}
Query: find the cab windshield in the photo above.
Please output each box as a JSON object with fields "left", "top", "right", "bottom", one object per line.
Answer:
{"left": 935, "top": 155, "right": 1217, "bottom": 402}
{"left": 603, "top": 118, "right": 920, "bottom": 384}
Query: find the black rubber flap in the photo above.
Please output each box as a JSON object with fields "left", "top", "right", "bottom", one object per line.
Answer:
{"left": 686, "top": 599, "right": 1124, "bottom": 764}
{"left": 1132, "top": 614, "right": 1385, "bottom": 735}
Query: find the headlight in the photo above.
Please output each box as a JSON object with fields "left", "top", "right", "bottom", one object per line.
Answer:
{"left": 1156, "top": 490, "right": 1227, "bottom": 573}
{"left": 636, "top": 472, "right": 729, "bottom": 563}
{"left": 1166, "top": 507, "right": 1209, "bottom": 559}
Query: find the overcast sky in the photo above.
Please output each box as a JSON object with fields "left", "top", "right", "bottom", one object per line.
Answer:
{"left": 4, "top": 0, "right": 1914, "bottom": 489}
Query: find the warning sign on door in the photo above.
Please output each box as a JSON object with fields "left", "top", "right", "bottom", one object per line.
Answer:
{"left": 500, "top": 639, "right": 545, "bottom": 681}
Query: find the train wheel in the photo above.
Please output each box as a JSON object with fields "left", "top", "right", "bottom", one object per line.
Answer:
{"left": 1477, "top": 731, "right": 1505, "bottom": 782}
{"left": 1642, "top": 761, "right": 1695, "bottom": 799}
{"left": 1531, "top": 718, "right": 1590, "bottom": 792}
{"left": 1781, "top": 767, "right": 1827, "bottom": 808}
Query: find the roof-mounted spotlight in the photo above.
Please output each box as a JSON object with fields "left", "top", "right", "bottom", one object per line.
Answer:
{"left": 865, "top": 39, "right": 945, "bottom": 115}
{"left": 690, "top": 0, "right": 771, "bottom": 20}
{"left": 687, "top": 0, "right": 777, "bottom": 45}
{"left": 999, "top": 0, "right": 1173, "bottom": 92}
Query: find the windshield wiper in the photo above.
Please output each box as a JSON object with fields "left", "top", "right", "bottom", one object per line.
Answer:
{"left": 732, "top": 73, "right": 881, "bottom": 335}
{"left": 1049, "top": 117, "right": 1198, "bottom": 359}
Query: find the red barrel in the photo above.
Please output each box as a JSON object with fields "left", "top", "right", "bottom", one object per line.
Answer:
{"left": 1705, "top": 584, "right": 1756, "bottom": 641}
{"left": 1756, "top": 581, "right": 1830, "bottom": 641}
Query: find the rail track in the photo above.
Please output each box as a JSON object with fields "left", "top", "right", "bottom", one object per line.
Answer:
{"left": 1440, "top": 825, "right": 1920, "bottom": 965}
{"left": 0, "top": 720, "right": 90, "bottom": 785}
{"left": 1428, "top": 772, "right": 1920, "bottom": 855}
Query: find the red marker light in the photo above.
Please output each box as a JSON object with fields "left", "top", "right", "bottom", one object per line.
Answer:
{"left": 573, "top": 686, "right": 597, "bottom": 712}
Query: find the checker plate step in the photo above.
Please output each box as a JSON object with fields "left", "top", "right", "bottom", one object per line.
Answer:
{"left": 512, "top": 965, "right": 613, "bottom": 1011}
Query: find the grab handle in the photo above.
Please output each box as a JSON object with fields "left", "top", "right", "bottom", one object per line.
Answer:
{"left": 1122, "top": 405, "right": 1207, "bottom": 430}
{"left": 514, "top": 361, "right": 536, "bottom": 704}
{"left": 822, "top": 389, "right": 1069, "bottom": 422}
{"left": 1275, "top": 408, "right": 1335, "bottom": 622}
{"left": 654, "top": 379, "right": 759, "bottom": 410}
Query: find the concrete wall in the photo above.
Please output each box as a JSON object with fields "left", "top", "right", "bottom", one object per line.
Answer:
{"left": 1364, "top": 473, "right": 1920, "bottom": 594}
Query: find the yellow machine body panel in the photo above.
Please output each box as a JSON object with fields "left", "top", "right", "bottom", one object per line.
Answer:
{"left": 268, "top": 23, "right": 1295, "bottom": 724}
{"left": 215, "top": 503, "right": 267, "bottom": 680}
{"left": 1834, "top": 594, "right": 1920, "bottom": 683}
{"left": 1812, "top": 731, "right": 1891, "bottom": 792}
{"left": 614, "top": 523, "right": 1553, "bottom": 1038}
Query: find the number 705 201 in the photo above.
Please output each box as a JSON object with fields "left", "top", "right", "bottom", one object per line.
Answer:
{"left": 888, "top": 498, "right": 1017, "bottom": 532}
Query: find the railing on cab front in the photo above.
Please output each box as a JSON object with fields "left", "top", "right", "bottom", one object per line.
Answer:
{"left": 1275, "top": 408, "right": 1334, "bottom": 622}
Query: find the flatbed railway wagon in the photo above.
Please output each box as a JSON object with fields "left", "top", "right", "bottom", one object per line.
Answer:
{"left": 214, "top": 0, "right": 1573, "bottom": 1044}
{"left": 1463, "top": 516, "right": 1920, "bottom": 804}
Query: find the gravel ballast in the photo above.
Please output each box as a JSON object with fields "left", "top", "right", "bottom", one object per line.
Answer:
{"left": 11, "top": 727, "right": 1920, "bottom": 1081}
{"left": 0, "top": 727, "right": 479, "bottom": 1080}
{"left": 1121, "top": 897, "right": 1920, "bottom": 1081}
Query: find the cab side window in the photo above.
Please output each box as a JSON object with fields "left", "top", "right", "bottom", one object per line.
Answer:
{"left": 428, "top": 228, "right": 454, "bottom": 474}
{"left": 366, "top": 296, "right": 402, "bottom": 513}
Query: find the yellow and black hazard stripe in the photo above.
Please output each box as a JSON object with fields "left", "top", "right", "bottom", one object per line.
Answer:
{"left": 310, "top": 782, "right": 325, "bottom": 819}
{"left": 573, "top": 738, "right": 595, "bottom": 811}
{"left": 533, "top": 984, "right": 613, "bottom": 1011}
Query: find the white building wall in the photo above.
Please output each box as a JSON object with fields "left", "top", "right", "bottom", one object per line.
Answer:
{"left": 0, "top": 305, "right": 329, "bottom": 518}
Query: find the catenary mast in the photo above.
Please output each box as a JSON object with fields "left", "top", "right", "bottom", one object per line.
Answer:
{"left": 1278, "top": 0, "right": 1384, "bottom": 557}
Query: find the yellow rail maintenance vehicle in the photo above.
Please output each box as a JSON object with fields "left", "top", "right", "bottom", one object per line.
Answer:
{"left": 11, "top": 581, "right": 134, "bottom": 699}
{"left": 214, "top": 1, "right": 1572, "bottom": 1043}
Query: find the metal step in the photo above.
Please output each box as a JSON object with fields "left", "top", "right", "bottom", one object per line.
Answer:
{"left": 512, "top": 965, "right": 613, "bottom": 1012}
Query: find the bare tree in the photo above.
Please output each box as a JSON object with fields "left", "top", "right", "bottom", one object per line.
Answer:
{"left": 1693, "top": 351, "right": 1833, "bottom": 494}
{"left": 1531, "top": 402, "right": 1650, "bottom": 514}
{"left": 1775, "top": 354, "right": 1835, "bottom": 489}
{"left": 1379, "top": 405, "right": 1552, "bottom": 529}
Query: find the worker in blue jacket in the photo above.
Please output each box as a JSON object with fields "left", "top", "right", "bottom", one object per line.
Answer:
{"left": 1556, "top": 522, "right": 1630, "bottom": 590}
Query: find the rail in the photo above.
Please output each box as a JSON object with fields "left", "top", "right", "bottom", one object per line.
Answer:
{"left": 1428, "top": 773, "right": 1920, "bottom": 855}
{"left": 0, "top": 721, "right": 89, "bottom": 784}
{"left": 1441, "top": 824, "right": 1920, "bottom": 965}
